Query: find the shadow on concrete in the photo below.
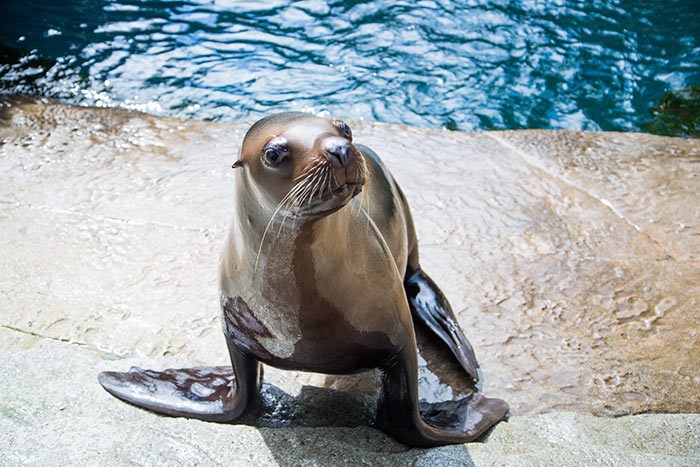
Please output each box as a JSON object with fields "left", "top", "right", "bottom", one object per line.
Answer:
{"left": 229, "top": 321, "right": 482, "bottom": 464}
{"left": 240, "top": 383, "right": 376, "bottom": 429}
{"left": 244, "top": 383, "right": 476, "bottom": 465}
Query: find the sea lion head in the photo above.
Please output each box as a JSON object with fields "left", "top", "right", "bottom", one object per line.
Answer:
{"left": 234, "top": 112, "right": 367, "bottom": 219}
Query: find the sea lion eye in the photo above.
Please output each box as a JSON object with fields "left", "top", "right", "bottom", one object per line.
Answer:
{"left": 333, "top": 120, "right": 352, "bottom": 141}
{"left": 262, "top": 140, "right": 289, "bottom": 167}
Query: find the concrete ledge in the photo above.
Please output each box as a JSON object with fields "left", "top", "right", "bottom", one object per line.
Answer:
{"left": 1, "top": 97, "right": 698, "bottom": 465}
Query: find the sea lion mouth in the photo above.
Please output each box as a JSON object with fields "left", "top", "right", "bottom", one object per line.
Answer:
{"left": 294, "top": 181, "right": 363, "bottom": 217}
{"left": 273, "top": 150, "right": 367, "bottom": 223}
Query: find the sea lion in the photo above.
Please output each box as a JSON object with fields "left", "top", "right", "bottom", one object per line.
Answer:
{"left": 99, "top": 112, "right": 509, "bottom": 447}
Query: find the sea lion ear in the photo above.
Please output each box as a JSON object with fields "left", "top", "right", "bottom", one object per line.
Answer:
{"left": 232, "top": 160, "right": 243, "bottom": 169}
{"left": 333, "top": 120, "right": 353, "bottom": 142}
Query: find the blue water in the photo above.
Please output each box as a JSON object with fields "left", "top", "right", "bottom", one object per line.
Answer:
{"left": 1, "top": 0, "right": 698, "bottom": 133}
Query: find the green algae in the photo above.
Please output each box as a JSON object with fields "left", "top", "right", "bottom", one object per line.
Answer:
{"left": 644, "top": 85, "right": 700, "bottom": 138}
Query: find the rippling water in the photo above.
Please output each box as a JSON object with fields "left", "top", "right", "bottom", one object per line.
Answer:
{"left": 1, "top": 0, "right": 698, "bottom": 132}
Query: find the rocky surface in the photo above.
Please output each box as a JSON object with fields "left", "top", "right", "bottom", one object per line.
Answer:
{"left": 1, "top": 96, "right": 699, "bottom": 465}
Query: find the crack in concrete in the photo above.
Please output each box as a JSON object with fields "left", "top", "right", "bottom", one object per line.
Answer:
{"left": 486, "top": 133, "right": 672, "bottom": 259}
{"left": 0, "top": 199, "right": 219, "bottom": 235}
{"left": 1, "top": 324, "right": 130, "bottom": 359}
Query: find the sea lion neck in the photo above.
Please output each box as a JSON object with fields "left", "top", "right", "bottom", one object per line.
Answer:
{"left": 233, "top": 170, "right": 295, "bottom": 240}
{"left": 305, "top": 204, "right": 356, "bottom": 251}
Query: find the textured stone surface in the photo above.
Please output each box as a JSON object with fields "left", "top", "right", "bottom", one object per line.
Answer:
{"left": 1, "top": 327, "right": 699, "bottom": 466}
{"left": 1, "top": 97, "right": 699, "bottom": 464}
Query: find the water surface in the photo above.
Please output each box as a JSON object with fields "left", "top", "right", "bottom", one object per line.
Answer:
{"left": 1, "top": 0, "right": 699, "bottom": 133}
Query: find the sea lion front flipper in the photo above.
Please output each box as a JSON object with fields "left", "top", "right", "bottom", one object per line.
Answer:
{"left": 404, "top": 267, "right": 480, "bottom": 382}
{"left": 99, "top": 343, "right": 261, "bottom": 422}
{"left": 376, "top": 347, "right": 509, "bottom": 447}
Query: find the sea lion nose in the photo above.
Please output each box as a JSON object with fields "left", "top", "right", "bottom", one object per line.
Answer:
{"left": 326, "top": 140, "right": 352, "bottom": 168}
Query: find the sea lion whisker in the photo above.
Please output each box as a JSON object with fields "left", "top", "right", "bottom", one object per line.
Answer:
{"left": 331, "top": 170, "right": 339, "bottom": 187}
{"left": 324, "top": 165, "right": 335, "bottom": 201}
{"left": 363, "top": 183, "right": 371, "bottom": 228}
{"left": 360, "top": 157, "right": 369, "bottom": 179}
{"left": 294, "top": 166, "right": 331, "bottom": 228}
{"left": 263, "top": 171, "right": 320, "bottom": 253}
{"left": 282, "top": 171, "right": 321, "bottom": 218}
{"left": 307, "top": 167, "right": 328, "bottom": 208}
{"left": 296, "top": 165, "right": 325, "bottom": 204}
{"left": 293, "top": 163, "right": 316, "bottom": 182}
{"left": 275, "top": 179, "right": 313, "bottom": 237}
{"left": 355, "top": 190, "right": 364, "bottom": 217}
{"left": 294, "top": 170, "right": 323, "bottom": 209}
{"left": 298, "top": 175, "right": 319, "bottom": 209}
{"left": 325, "top": 164, "right": 333, "bottom": 197}
{"left": 316, "top": 165, "right": 329, "bottom": 199}
{"left": 282, "top": 176, "right": 314, "bottom": 213}
{"left": 255, "top": 178, "right": 315, "bottom": 273}
{"left": 320, "top": 165, "right": 333, "bottom": 195}
{"left": 293, "top": 159, "right": 325, "bottom": 182}
{"left": 255, "top": 200, "right": 297, "bottom": 273}
{"left": 278, "top": 171, "right": 320, "bottom": 236}
{"left": 283, "top": 170, "right": 323, "bottom": 233}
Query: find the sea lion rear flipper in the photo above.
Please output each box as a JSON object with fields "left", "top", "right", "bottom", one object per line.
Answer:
{"left": 99, "top": 343, "right": 261, "bottom": 422}
{"left": 404, "top": 267, "right": 480, "bottom": 383}
{"left": 376, "top": 347, "right": 509, "bottom": 447}
{"left": 419, "top": 395, "right": 509, "bottom": 437}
